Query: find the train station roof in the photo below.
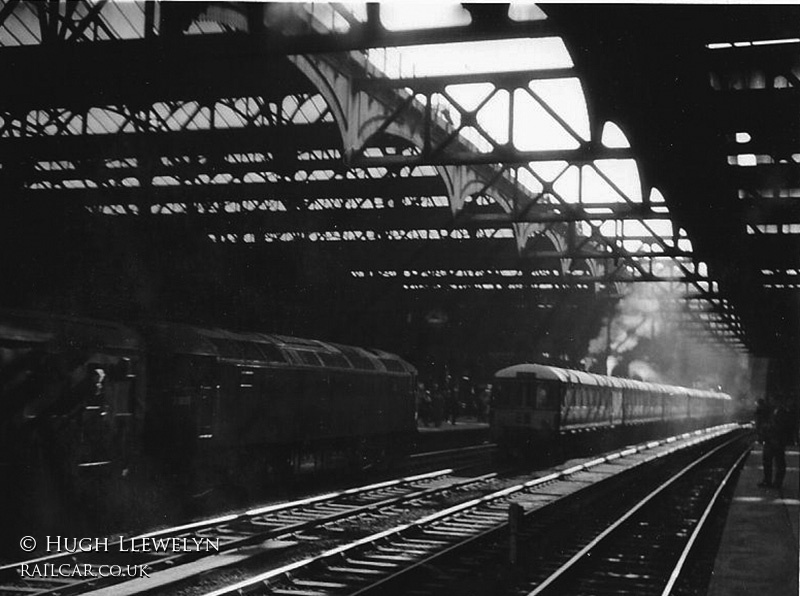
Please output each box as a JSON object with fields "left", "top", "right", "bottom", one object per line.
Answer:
{"left": 0, "top": 2, "right": 798, "bottom": 385}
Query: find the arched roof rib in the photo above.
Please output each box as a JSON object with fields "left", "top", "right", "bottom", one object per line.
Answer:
{"left": 0, "top": 1, "right": 751, "bottom": 353}
{"left": 276, "top": 6, "right": 743, "bottom": 349}
{"left": 303, "top": 50, "right": 699, "bottom": 252}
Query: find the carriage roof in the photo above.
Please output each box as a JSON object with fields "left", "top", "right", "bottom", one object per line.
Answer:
{"left": 0, "top": 309, "right": 143, "bottom": 352}
{"left": 494, "top": 363, "right": 731, "bottom": 401}
{"left": 141, "top": 323, "right": 416, "bottom": 374}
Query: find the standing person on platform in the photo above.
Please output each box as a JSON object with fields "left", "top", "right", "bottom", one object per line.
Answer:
{"left": 757, "top": 396, "right": 795, "bottom": 489}
{"left": 754, "top": 397, "right": 770, "bottom": 442}
{"left": 430, "top": 383, "right": 444, "bottom": 428}
{"left": 445, "top": 381, "right": 460, "bottom": 425}
{"left": 476, "top": 383, "right": 491, "bottom": 422}
{"left": 416, "top": 382, "right": 432, "bottom": 427}
{"left": 458, "top": 375, "right": 473, "bottom": 419}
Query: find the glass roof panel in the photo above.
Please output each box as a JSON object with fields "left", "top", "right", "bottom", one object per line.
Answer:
{"left": 445, "top": 83, "right": 496, "bottom": 112}
{"left": 513, "top": 89, "right": 581, "bottom": 151}
{"left": 552, "top": 165, "right": 580, "bottom": 202}
{"left": 508, "top": 3, "right": 548, "bottom": 22}
{"left": 528, "top": 161, "right": 569, "bottom": 182}
{"left": 601, "top": 121, "right": 631, "bottom": 148}
{"left": 528, "top": 78, "right": 590, "bottom": 142}
{"left": 380, "top": 4, "right": 471, "bottom": 30}
{"left": 642, "top": 219, "right": 674, "bottom": 238}
{"left": 367, "top": 37, "right": 573, "bottom": 78}
{"left": 476, "top": 90, "right": 511, "bottom": 145}
{"left": 591, "top": 160, "right": 642, "bottom": 202}
{"left": 649, "top": 187, "right": 666, "bottom": 204}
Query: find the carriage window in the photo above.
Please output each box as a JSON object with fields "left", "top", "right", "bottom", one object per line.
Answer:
{"left": 292, "top": 350, "right": 322, "bottom": 366}
{"left": 211, "top": 338, "right": 244, "bottom": 359}
{"left": 333, "top": 345, "right": 378, "bottom": 370}
{"left": 536, "top": 386, "right": 547, "bottom": 408}
{"left": 255, "top": 342, "right": 287, "bottom": 363}
{"left": 379, "top": 358, "right": 405, "bottom": 373}
{"left": 535, "top": 382, "right": 560, "bottom": 409}
{"left": 318, "top": 352, "right": 351, "bottom": 368}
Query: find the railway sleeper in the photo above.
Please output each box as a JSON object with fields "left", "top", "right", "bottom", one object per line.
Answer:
{"left": 325, "top": 565, "right": 385, "bottom": 576}
{"left": 367, "top": 553, "right": 420, "bottom": 562}
{"left": 344, "top": 558, "right": 399, "bottom": 569}
{"left": 294, "top": 579, "right": 351, "bottom": 589}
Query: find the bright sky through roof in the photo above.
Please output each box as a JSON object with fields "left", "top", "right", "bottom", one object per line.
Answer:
{"left": 362, "top": 4, "right": 684, "bottom": 250}
{"left": 379, "top": 3, "right": 472, "bottom": 30}
{"left": 368, "top": 38, "right": 573, "bottom": 78}
{"left": 366, "top": 38, "right": 584, "bottom": 152}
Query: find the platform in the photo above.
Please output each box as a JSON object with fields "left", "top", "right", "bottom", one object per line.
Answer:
{"left": 416, "top": 418, "right": 489, "bottom": 433}
{"left": 707, "top": 444, "right": 799, "bottom": 596}
{"left": 413, "top": 418, "right": 490, "bottom": 452}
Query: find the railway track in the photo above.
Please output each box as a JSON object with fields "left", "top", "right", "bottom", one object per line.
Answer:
{"left": 1, "top": 429, "right": 745, "bottom": 596}
{"left": 522, "top": 430, "right": 749, "bottom": 596}
{"left": 0, "top": 445, "right": 500, "bottom": 596}
{"left": 405, "top": 443, "right": 496, "bottom": 473}
{"left": 197, "top": 424, "right": 744, "bottom": 596}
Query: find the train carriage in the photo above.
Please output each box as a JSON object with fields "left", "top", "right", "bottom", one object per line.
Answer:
{"left": 0, "top": 309, "right": 418, "bottom": 531}
{"left": 491, "top": 363, "right": 732, "bottom": 458}
{"left": 0, "top": 310, "right": 146, "bottom": 539}
{"left": 139, "top": 323, "right": 418, "bottom": 490}
{"left": 0, "top": 310, "right": 144, "bottom": 480}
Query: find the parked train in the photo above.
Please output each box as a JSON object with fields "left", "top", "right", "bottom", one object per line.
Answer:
{"left": 490, "top": 363, "right": 733, "bottom": 457}
{"left": 0, "top": 309, "right": 417, "bottom": 522}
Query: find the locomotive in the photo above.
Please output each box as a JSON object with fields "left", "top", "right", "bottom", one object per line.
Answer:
{"left": 0, "top": 309, "right": 417, "bottom": 531}
{"left": 490, "top": 363, "right": 733, "bottom": 458}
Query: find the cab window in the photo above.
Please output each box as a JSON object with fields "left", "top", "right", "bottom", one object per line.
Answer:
{"left": 493, "top": 381, "right": 525, "bottom": 407}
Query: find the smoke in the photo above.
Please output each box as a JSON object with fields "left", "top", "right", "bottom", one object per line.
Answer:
{"left": 584, "top": 282, "right": 750, "bottom": 394}
{"left": 585, "top": 283, "right": 673, "bottom": 375}
{"left": 628, "top": 359, "right": 663, "bottom": 383}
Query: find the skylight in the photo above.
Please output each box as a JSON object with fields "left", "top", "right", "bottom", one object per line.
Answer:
{"left": 706, "top": 37, "right": 800, "bottom": 50}
{"left": 601, "top": 122, "right": 631, "bottom": 149}
{"left": 380, "top": 4, "right": 472, "bottom": 31}
{"left": 367, "top": 38, "right": 574, "bottom": 78}
{"left": 508, "top": 3, "right": 548, "bottom": 22}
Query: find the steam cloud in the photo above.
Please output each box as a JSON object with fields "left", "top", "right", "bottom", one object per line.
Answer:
{"left": 583, "top": 282, "right": 751, "bottom": 395}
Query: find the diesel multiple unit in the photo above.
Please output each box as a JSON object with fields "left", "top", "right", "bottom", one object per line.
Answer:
{"left": 490, "top": 363, "right": 732, "bottom": 455}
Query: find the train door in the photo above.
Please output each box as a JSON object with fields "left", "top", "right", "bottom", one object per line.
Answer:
{"left": 70, "top": 363, "right": 114, "bottom": 469}
{"left": 151, "top": 354, "right": 218, "bottom": 476}
{"left": 533, "top": 381, "right": 561, "bottom": 431}
{"left": 317, "top": 370, "right": 332, "bottom": 438}
{"left": 79, "top": 356, "right": 142, "bottom": 471}
{"left": 561, "top": 384, "right": 576, "bottom": 427}
{"left": 610, "top": 389, "right": 623, "bottom": 425}
{"left": 197, "top": 382, "right": 216, "bottom": 440}
{"left": 490, "top": 379, "right": 525, "bottom": 442}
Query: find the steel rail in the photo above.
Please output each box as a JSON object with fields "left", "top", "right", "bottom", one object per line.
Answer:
{"left": 2, "top": 440, "right": 501, "bottom": 596}
{"left": 526, "top": 433, "right": 748, "bottom": 596}
{"left": 659, "top": 445, "right": 750, "bottom": 596}
{"left": 1, "top": 467, "right": 465, "bottom": 596}
{"left": 202, "top": 424, "right": 739, "bottom": 596}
